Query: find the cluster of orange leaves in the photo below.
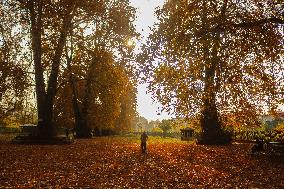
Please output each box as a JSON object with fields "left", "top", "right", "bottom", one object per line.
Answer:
{"left": 0, "top": 137, "right": 283, "bottom": 188}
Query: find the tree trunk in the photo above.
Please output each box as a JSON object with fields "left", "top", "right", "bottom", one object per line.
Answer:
{"left": 76, "top": 58, "right": 97, "bottom": 138}
{"left": 199, "top": 61, "right": 224, "bottom": 144}
{"left": 29, "top": 0, "right": 47, "bottom": 134}
{"left": 69, "top": 74, "right": 85, "bottom": 137}
{"left": 198, "top": 0, "right": 231, "bottom": 144}
{"left": 72, "top": 78, "right": 91, "bottom": 138}
{"left": 199, "top": 35, "right": 231, "bottom": 144}
{"left": 44, "top": 15, "right": 72, "bottom": 137}
{"left": 66, "top": 53, "right": 85, "bottom": 138}
{"left": 28, "top": 0, "right": 73, "bottom": 138}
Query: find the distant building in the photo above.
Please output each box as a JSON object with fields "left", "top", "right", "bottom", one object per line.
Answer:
{"left": 180, "top": 127, "right": 194, "bottom": 141}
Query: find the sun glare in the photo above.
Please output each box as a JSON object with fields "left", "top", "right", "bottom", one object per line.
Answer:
{"left": 127, "top": 38, "right": 137, "bottom": 47}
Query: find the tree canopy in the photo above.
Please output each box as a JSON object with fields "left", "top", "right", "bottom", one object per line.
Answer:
{"left": 55, "top": 49, "right": 137, "bottom": 134}
{"left": 139, "top": 0, "right": 284, "bottom": 143}
{"left": 0, "top": 2, "right": 30, "bottom": 119}
{"left": 0, "top": 0, "right": 138, "bottom": 137}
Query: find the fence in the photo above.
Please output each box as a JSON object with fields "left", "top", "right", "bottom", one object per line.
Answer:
{"left": 0, "top": 127, "right": 21, "bottom": 134}
{"left": 232, "top": 130, "right": 284, "bottom": 142}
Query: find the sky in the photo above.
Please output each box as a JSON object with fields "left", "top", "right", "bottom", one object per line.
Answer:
{"left": 129, "top": 0, "right": 172, "bottom": 121}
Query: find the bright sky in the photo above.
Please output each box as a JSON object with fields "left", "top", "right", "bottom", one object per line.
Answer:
{"left": 129, "top": 0, "right": 172, "bottom": 121}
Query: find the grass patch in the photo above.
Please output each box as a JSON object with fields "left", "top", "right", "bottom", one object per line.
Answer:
{"left": 115, "top": 133, "right": 193, "bottom": 144}
{"left": 0, "top": 133, "right": 17, "bottom": 143}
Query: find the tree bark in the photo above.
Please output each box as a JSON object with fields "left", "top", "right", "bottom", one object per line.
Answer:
{"left": 76, "top": 60, "right": 96, "bottom": 138}
{"left": 198, "top": 0, "right": 231, "bottom": 144}
{"left": 199, "top": 39, "right": 225, "bottom": 144}
{"left": 29, "top": 0, "right": 47, "bottom": 131}
{"left": 28, "top": 0, "right": 74, "bottom": 137}
{"left": 44, "top": 15, "right": 72, "bottom": 137}
{"left": 65, "top": 35, "right": 85, "bottom": 138}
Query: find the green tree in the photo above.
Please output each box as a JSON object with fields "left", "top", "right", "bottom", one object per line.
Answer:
{"left": 140, "top": 0, "right": 283, "bottom": 144}
{"left": 158, "top": 119, "right": 172, "bottom": 137}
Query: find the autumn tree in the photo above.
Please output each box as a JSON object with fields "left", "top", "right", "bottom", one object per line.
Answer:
{"left": 115, "top": 80, "right": 137, "bottom": 133}
{"left": 54, "top": 49, "right": 137, "bottom": 136}
{"left": 5, "top": 0, "right": 81, "bottom": 137}
{"left": 140, "top": 0, "right": 284, "bottom": 144}
{"left": 53, "top": 0, "right": 138, "bottom": 138}
{"left": 1, "top": 0, "right": 138, "bottom": 138}
{"left": 0, "top": 2, "right": 29, "bottom": 121}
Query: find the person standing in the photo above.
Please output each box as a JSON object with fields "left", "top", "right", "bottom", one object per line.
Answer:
{"left": 141, "top": 131, "right": 148, "bottom": 153}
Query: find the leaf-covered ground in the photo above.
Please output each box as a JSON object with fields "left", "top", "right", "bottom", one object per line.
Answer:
{"left": 0, "top": 136, "right": 283, "bottom": 188}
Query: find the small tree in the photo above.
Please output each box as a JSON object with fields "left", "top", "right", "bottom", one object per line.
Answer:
{"left": 158, "top": 119, "right": 172, "bottom": 137}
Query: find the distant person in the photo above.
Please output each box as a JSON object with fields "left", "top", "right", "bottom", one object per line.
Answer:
{"left": 141, "top": 132, "right": 148, "bottom": 153}
{"left": 65, "top": 128, "right": 70, "bottom": 138}
{"left": 251, "top": 138, "right": 264, "bottom": 155}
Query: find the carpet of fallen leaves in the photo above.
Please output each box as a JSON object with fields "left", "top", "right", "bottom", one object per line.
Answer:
{"left": 0, "top": 136, "right": 283, "bottom": 188}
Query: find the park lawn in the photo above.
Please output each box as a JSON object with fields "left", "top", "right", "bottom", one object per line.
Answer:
{"left": 0, "top": 136, "right": 283, "bottom": 188}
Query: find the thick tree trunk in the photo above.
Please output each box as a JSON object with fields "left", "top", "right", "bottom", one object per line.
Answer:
{"left": 199, "top": 74, "right": 231, "bottom": 144}
{"left": 28, "top": 0, "right": 73, "bottom": 138}
{"left": 29, "top": 0, "right": 47, "bottom": 134}
{"left": 198, "top": 0, "right": 231, "bottom": 144}
{"left": 199, "top": 37, "right": 231, "bottom": 144}
{"left": 44, "top": 16, "right": 72, "bottom": 137}
{"left": 199, "top": 62, "right": 224, "bottom": 144}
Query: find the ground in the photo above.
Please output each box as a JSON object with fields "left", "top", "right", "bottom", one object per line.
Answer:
{"left": 0, "top": 136, "right": 283, "bottom": 188}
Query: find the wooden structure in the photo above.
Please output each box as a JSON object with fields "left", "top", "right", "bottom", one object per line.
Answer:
{"left": 19, "top": 124, "right": 38, "bottom": 137}
{"left": 180, "top": 128, "right": 194, "bottom": 141}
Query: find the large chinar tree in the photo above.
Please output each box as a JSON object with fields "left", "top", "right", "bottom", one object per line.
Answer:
{"left": 1, "top": 0, "right": 137, "bottom": 138}
{"left": 14, "top": 0, "right": 92, "bottom": 138}
{"left": 54, "top": 0, "right": 138, "bottom": 138}
{"left": 12, "top": 0, "right": 129, "bottom": 138}
{"left": 140, "top": 0, "right": 284, "bottom": 144}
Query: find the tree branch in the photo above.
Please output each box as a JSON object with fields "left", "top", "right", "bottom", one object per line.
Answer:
{"left": 195, "top": 17, "right": 284, "bottom": 38}
{"left": 231, "top": 17, "right": 284, "bottom": 28}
